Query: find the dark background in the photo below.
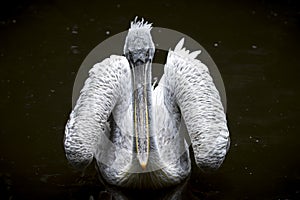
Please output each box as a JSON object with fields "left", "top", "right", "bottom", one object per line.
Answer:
{"left": 0, "top": 0, "right": 299, "bottom": 199}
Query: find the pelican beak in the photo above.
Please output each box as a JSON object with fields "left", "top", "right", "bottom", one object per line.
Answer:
{"left": 126, "top": 49, "right": 153, "bottom": 170}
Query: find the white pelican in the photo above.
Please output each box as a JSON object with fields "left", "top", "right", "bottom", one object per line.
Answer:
{"left": 64, "top": 18, "right": 230, "bottom": 189}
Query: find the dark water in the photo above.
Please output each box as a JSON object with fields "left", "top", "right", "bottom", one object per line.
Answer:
{"left": 1, "top": 0, "right": 300, "bottom": 199}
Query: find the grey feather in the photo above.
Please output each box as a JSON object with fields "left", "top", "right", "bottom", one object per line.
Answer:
{"left": 64, "top": 55, "right": 130, "bottom": 170}
{"left": 164, "top": 44, "right": 230, "bottom": 172}
{"left": 174, "top": 38, "right": 185, "bottom": 52}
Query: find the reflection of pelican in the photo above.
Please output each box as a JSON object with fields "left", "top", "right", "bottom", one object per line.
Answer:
{"left": 97, "top": 174, "right": 190, "bottom": 200}
{"left": 64, "top": 18, "right": 230, "bottom": 189}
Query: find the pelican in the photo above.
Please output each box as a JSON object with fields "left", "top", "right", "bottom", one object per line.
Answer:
{"left": 64, "top": 18, "right": 230, "bottom": 189}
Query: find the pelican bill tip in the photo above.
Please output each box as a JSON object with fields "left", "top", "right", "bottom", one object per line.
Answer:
{"left": 140, "top": 162, "right": 147, "bottom": 170}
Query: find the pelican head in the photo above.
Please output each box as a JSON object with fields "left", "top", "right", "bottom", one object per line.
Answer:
{"left": 123, "top": 18, "right": 155, "bottom": 170}
{"left": 124, "top": 18, "right": 155, "bottom": 67}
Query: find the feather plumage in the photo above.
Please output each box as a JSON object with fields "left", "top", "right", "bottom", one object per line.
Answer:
{"left": 164, "top": 39, "right": 230, "bottom": 171}
{"left": 64, "top": 55, "right": 131, "bottom": 170}
{"left": 64, "top": 18, "right": 230, "bottom": 189}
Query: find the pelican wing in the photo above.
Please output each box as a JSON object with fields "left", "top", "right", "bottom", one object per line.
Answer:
{"left": 64, "top": 55, "right": 130, "bottom": 170}
{"left": 164, "top": 39, "right": 230, "bottom": 172}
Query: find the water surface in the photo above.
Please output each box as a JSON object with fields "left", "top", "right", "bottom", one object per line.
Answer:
{"left": 0, "top": 0, "right": 299, "bottom": 199}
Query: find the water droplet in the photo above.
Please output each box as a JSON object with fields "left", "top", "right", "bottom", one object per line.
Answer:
{"left": 252, "top": 45, "right": 257, "bottom": 49}
{"left": 89, "top": 195, "right": 95, "bottom": 200}
{"left": 116, "top": 4, "right": 121, "bottom": 8}
{"left": 271, "top": 11, "right": 278, "bottom": 17}
{"left": 40, "top": 175, "right": 48, "bottom": 183}
{"left": 255, "top": 139, "right": 259, "bottom": 143}
{"left": 213, "top": 41, "right": 221, "bottom": 48}
{"left": 50, "top": 89, "right": 55, "bottom": 93}
{"left": 105, "top": 30, "right": 110, "bottom": 35}
{"left": 70, "top": 45, "right": 80, "bottom": 54}
{"left": 71, "top": 24, "right": 79, "bottom": 34}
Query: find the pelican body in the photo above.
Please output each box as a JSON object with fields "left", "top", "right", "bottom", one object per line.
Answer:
{"left": 64, "top": 18, "right": 230, "bottom": 189}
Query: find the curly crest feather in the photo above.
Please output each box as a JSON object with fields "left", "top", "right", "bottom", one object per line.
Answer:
{"left": 130, "top": 16, "right": 152, "bottom": 31}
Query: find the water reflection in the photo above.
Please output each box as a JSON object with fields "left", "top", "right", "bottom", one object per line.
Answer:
{"left": 93, "top": 177, "right": 189, "bottom": 200}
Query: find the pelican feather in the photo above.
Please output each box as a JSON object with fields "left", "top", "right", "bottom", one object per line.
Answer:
{"left": 64, "top": 18, "right": 230, "bottom": 189}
